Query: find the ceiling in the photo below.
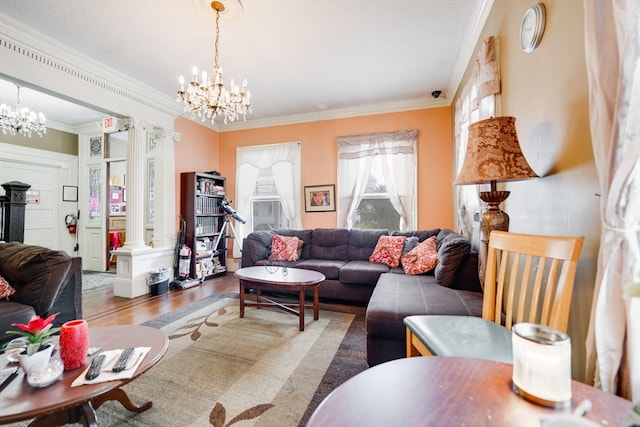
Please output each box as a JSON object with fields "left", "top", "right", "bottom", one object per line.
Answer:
{"left": 0, "top": 0, "right": 490, "bottom": 132}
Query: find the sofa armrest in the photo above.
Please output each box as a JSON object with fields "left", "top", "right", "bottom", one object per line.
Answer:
{"left": 241, "top": 230, "right": 275, "bottom": 268}
{"left": 50, "top": 257, "right": 83, "bottom": 325}
{"left": 450, "top": 252, "right": 482, "bottom": 293}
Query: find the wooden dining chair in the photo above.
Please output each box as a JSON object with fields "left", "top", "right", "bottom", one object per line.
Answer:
{"left": 404, "top": 231, "right": 585, "bottom": 362}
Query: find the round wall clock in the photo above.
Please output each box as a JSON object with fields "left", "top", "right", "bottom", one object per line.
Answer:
{"left": 520, "top": 3, "right": 546, "bottom": 53}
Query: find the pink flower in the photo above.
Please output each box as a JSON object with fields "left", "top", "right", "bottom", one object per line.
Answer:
{"left": 6, "top": 313, "right": 61, "bottom": 355}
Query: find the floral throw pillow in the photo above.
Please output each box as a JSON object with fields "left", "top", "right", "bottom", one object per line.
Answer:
{"left": 369, "top": 235, "right": 407, "bottom": 268}
{"left": 0, "top": 275, "right": 15, "bottom": 300}
{"left": 401, "top": 236, "right": 439, "bottom": 275}
{"left": 269, "top": 235, "right": 302, "bottom": 262}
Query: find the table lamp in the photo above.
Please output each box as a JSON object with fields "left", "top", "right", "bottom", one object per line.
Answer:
{"left": 454, "top": 116, "right": 538, "bottom": 243}
{"left": 512, "top": 323, "right": 572, "bottom": 408}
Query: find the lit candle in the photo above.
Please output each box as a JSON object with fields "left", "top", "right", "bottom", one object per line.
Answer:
{"left": 192, "top": 66, "right": 198, "bottom": 83}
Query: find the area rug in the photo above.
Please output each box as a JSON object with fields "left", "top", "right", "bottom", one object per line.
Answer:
{"left": 82, "top": 271, "right": 115, "bottom": 293}
{"left": 86, "top": 297, "right": 366, "bottom": 426}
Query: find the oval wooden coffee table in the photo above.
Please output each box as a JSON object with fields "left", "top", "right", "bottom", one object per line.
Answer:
{"left": 307, "top": 356, "right": 633, "bottom": 427}
{"left": 234, "top": 266, "right": 326, "bottom": 331}
{"left": 0, "top": 325, "right": 168, "bottom": 426}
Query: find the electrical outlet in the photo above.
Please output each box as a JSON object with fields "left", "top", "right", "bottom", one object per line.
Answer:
{"left": 473, "top": 211, "right": 480, "bottom": 222}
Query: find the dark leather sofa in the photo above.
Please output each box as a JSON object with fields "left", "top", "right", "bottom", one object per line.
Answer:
{"left": 0, "top": 242, "right": 83, "bottom": 345}
{"left": 241, "top": 227, "right": 484, "bottom": 366}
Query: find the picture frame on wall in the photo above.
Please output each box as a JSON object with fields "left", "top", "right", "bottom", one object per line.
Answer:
{"left": 62, "top": 185, "right": 78, "bottom": 202}
{"left": 304, "top": 185, "right": 336, "bottom": 212}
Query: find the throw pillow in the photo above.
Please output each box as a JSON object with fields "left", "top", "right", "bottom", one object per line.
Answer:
{"left": 401, "top": 236, "right": 439, "bottom": 275}
{"left": 369, "top": 235, "right": 407, "bottom": 268}
{"left": 434, "top": 229, "right": 471, "bottom": 287}
{"left": 268, "top": 235, "right": 302, "bottom": 262}
{"left": 0, "top": 275, "right": 15, "bottom": 300}
{"left": 401, "top": 236, "right": 420, "bottom": 256}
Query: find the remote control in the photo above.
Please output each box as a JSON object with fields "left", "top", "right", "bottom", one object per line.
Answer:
{"left": 85, "top": 354, "right": 106, "bottom": 380}
{"left": 112, "top": 347, "right": 135, "bottom": 372}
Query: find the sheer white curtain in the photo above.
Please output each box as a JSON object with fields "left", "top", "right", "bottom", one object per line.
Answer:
{"left": 584, "top": 0, "right": 640, "bottom": 402}
{"left": 235, "top": 142, "right": 302, "bottom": 257}
{"left": 337, "top": 130, "right": 417, "bottom": 230}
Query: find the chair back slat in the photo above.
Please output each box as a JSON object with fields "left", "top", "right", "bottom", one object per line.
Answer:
{"left": 482, "top": 231, "right": 584, "bottom": 333}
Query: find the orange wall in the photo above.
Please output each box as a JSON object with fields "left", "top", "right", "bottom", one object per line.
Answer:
{"left": 216, "top": 107, "right": 454, "bottom": 230}
{"left": 173, "top": 116, "right": 220, "bottom": 221}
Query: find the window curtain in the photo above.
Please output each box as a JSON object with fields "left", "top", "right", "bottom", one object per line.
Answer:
{"left": 235, "top": 142, "right": 302, "bottom": 257}
{"left": 454, "top": 36, "right": 500, "bottom": 241}
{"left": 337, "top": 129, "right": 417, "bottom": 230}
{"left": 583, "top": 0, "right": 640, "bottom": 402}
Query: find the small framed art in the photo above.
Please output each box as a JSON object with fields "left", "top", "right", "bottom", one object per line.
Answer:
{"left": 304, "top": 185, "right": 336, "bottom": 212}
{"left": 62, "top": 185, "right": 78, "bottom": 202}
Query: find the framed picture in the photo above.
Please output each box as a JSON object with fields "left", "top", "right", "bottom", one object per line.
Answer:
{"left": 304, "top": 185, "right": 336, "bottom": 212}
{"left": 62, "top": 185, "right": 78, "bottom": 202}
{"left": 110, "top": 204, "right": 121, "bottom": 214}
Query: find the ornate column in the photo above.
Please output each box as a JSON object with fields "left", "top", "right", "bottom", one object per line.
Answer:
{"left": 123, "top": 118, "right": 153, "bottom": 250}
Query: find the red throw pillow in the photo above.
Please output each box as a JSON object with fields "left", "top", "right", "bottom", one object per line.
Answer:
{"left": 269, "top": 235, "right": 302, "bottom": 262}
{"left": 369, "top": 235, "right": 407, "bottom": 268}
{"left": 0, "top": 275, "right": 15, "bottom": 300}
{"left": 401, "top": 236, "right": 439, "bottom": 275}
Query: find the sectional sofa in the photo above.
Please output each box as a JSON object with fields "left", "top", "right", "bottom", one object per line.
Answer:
{"left": 0, "top": 242, "right": 83, "bottom": 345}
{"left": 240, "top": 227, "right": 484, "bottom": 366}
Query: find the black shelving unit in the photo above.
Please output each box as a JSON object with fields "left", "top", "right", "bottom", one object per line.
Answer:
{"left": 180, "top": 172, "right": 227, "bottom": 280}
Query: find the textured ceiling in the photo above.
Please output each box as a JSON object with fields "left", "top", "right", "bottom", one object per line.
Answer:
{"left": 0, "top": 0, "right": 489, "bottom": 130}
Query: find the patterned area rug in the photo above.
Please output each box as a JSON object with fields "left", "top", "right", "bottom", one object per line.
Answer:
{"left": 86, "top": 297, "right": 365, "bottom": 426}
{"left": 82, "top": 271, "right": 115, "bottom": 293}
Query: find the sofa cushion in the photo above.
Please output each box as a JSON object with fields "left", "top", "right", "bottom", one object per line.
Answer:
{"left": 369, "top": 235, "right": 406, "bottom": 268}
{"left": 347, "top": 229, "right": 388, "bottom": 261}
{"left": 268, "top": 235, "right": 302, "bottom": 261}
{"left": 340, "top": 260, "right": 390, "bottom": 285}
{"left": 309, "top": 228, "right": 349, "bottom": 260}
{"left": 0, "top": 242, "right": 73, "bottom": 315}
{"left": 401, "top": 236, "right": 438, "bottom": 275}
{"left": 392, "top": 229, "right": 440, "bottom": 243}
{"left": 295, "top": 259, "right": 347, "bottom": 280}
{"left": 435, "top": 229, "right": 471, "bottom": 287}
{"left": 366, "top": 273, "right": 483, "bottom": 340}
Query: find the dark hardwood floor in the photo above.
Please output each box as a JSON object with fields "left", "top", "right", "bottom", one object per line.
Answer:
{"left": 83, "top": 273, "right": 239, "bottom": 328}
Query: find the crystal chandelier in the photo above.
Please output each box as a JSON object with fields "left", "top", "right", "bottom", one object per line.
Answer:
{"left": 177, "top": 1, "right": 251, "bottom": 125}
{"left": 0, "top": 85, "right": 47, "bottom": 137}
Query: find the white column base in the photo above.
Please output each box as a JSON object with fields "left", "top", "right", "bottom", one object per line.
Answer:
{"left": 114, "top": 246, "right": 175, "bottom": 298}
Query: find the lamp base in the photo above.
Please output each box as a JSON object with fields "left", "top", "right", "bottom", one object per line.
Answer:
{"left": 479, "top": 190, "right": 510, "bottom": 243}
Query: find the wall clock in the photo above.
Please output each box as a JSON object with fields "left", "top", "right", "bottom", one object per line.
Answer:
{"left": 520, "top": 3, "right": 546, "bottom": 53}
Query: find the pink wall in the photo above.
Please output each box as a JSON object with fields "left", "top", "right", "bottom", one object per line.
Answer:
{"left": 173, "top": 116, "right": 220, "bottom": 220}
{"left": 217, "top": 107, "right": 454, "bottom": 230}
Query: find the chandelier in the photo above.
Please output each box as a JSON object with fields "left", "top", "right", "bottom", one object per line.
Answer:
{"left": 177, "top": 1, "right": 251, "bottom": 125}
{"left": 0, "top": 85, "right": 47, "bottom": 137}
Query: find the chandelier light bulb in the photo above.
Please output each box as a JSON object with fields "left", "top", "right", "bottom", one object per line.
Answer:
{"left": 176, "top": 0, "right": 251, "bottom": 125}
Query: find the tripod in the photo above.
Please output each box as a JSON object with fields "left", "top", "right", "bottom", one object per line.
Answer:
{"left": 206, "top": 214, "right": 243, "bottom": 280}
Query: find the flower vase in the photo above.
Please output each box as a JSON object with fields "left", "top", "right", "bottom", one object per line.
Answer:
{"left": 59, "top": 319, "right": 89, "bottom": 370}
{"left": 18, "top": 344, "right": 53, "bottom": 375}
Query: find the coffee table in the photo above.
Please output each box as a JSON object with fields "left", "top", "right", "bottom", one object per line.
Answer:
{"left": 307, "top": 356, "right": 633, "bottom": 426}
{"left": 234, "top": 266, "right": 326, "bottom": 331}
{"left": 0, "top": 325, "right": 168, "bottom": 426}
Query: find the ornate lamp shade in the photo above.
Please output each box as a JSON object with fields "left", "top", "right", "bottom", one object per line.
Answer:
{"left": 455, "top": 116, "right": 538, "bottom": 243}
{"left": 455, "top": 116, "right": 538, "bottom": 185}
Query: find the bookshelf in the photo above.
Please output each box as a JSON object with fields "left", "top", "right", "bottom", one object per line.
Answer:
{"left": 180, "top": 172, "right": 227, "bottom": 280}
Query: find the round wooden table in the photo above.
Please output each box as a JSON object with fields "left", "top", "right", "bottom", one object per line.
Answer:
{"left": 0, "top": 325, "right": 168, "bottom": 426}
{"left": 234, "top": 266, "right": 325, "bottom": 331}
{"left": 307, "top": 356, "right": 633, "bottom": 427}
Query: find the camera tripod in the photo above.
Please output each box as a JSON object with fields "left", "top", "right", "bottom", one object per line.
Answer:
{"left": 204, "top": 213, "right": 243, "bottom": 281}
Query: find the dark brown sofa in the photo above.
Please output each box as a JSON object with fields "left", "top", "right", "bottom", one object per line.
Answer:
{"left": 0, "top": 242, "right": 83, "bottom": 345}
{"left": 241, "top": 227, "right": 484, "bottom": 366}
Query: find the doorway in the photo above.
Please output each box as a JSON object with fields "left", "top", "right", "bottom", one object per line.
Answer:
{"left": 105, "top": 132, "right": 127, "bottom": 272}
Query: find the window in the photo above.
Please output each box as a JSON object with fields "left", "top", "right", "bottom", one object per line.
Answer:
{"left": 337, "top": 130, "right": 417, "bottom": 231}
{"left": 251, "top": 167, "right": 291, "bottom": 231}
{"left": 234, "top": 142, "right": 302, "bottom": 256}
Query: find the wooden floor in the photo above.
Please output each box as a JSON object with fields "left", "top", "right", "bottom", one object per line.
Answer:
{"left": 83, "top": 274, "right": 239, "bottom": 328}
